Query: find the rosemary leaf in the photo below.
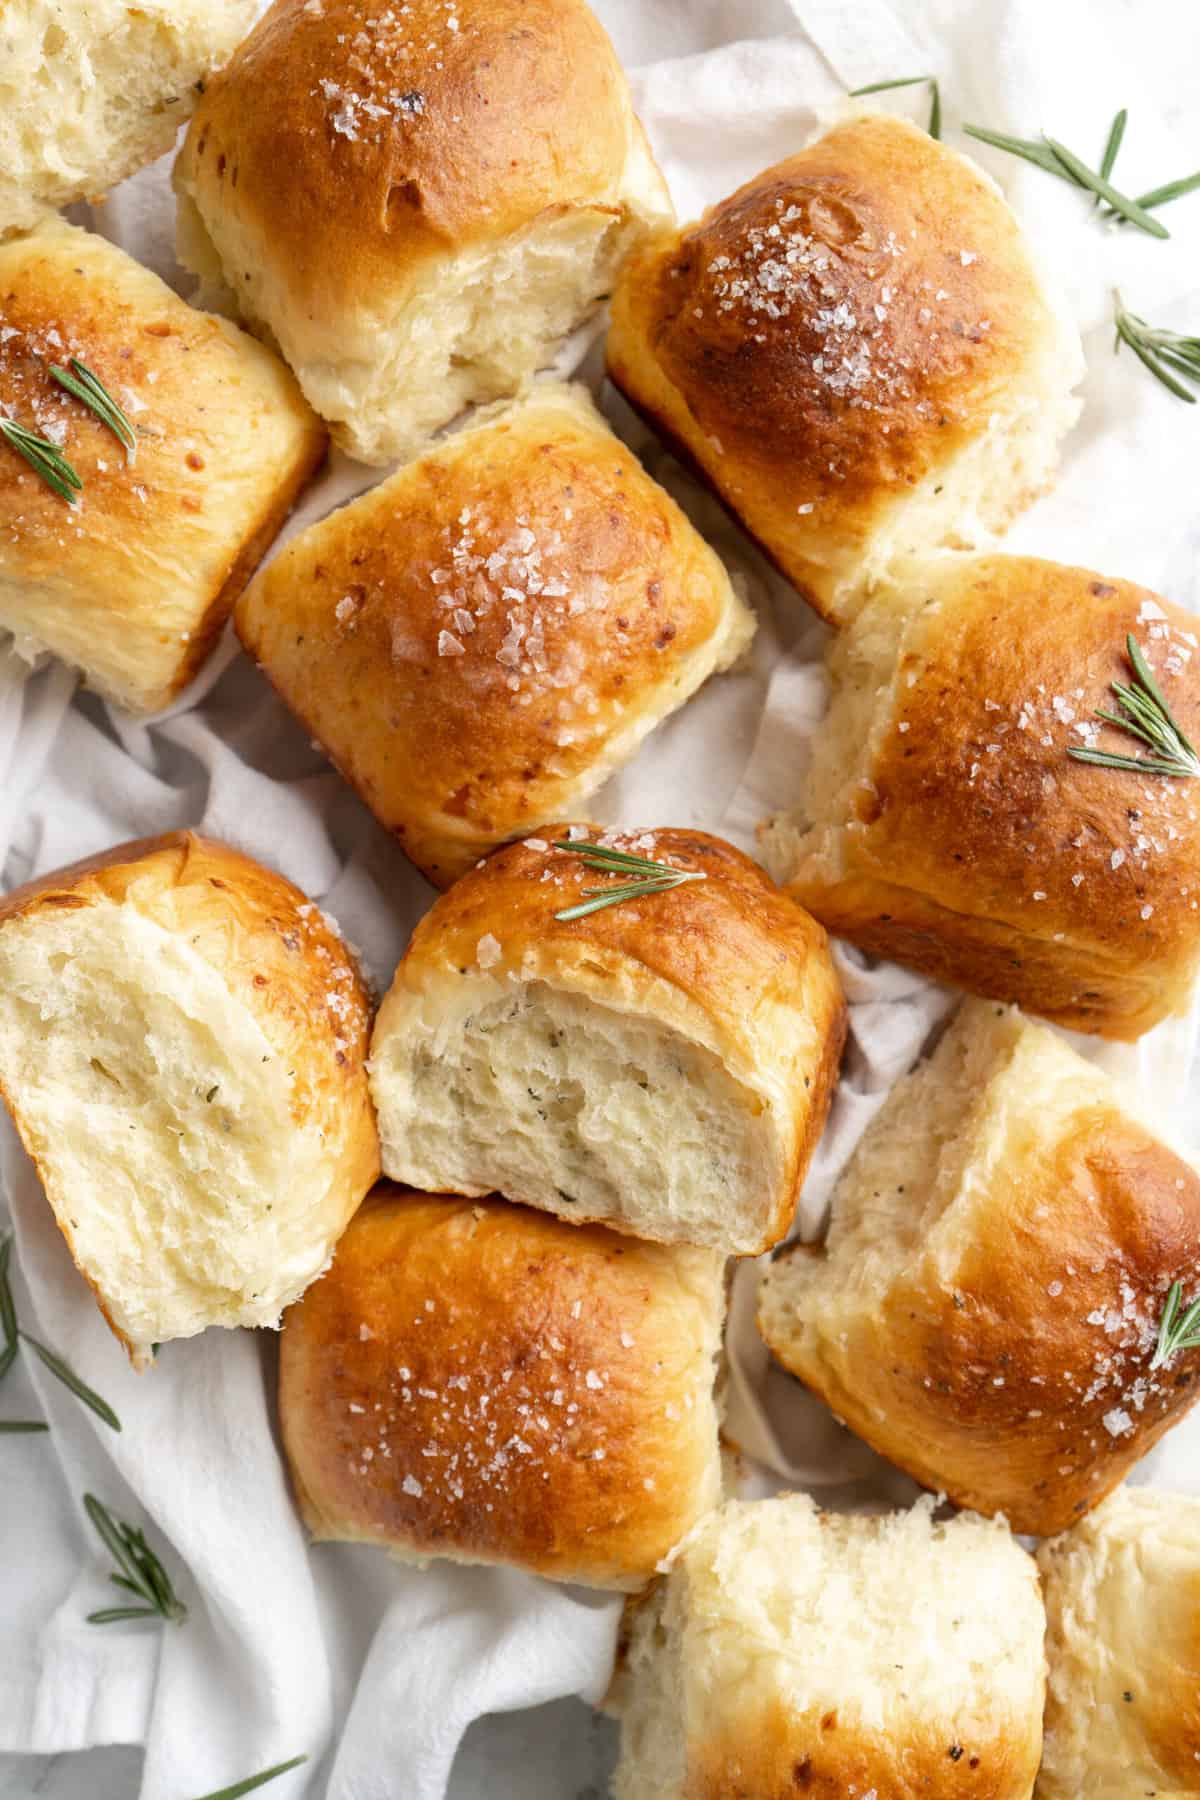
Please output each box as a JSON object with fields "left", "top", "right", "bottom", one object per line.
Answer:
{"left": 1133, "top": 169, "right": 1200, "bottom": 212}
{"left": 21, "top": 1333, "right": 121, "bottom": 1431}
{"left": 551, "top": 839, "right": 708, "bottom": 922}
{"left": 1098, "top": 107, "right": 1127, "bottom": 184}
{"left": 1114, "top": 294, "right": 1200, "bottom": 403}
{"left": 0, "top": 417, "right": 82, "bottom": 503}
{"left": 49, "top": 358, "right": 137, "bottom": 459}
{"left": 962, "top": 123, "right": 1070, "bottom": 180}
{"left": 83, "top": 1493, "right": 187, "bottom": 1626}
{"left": 848, "top": 74, "right": 941, "bottom": 139}
{"left": 1042, "top": 135, "right": 1169, "bottom": 236}
{"left": 189, "top": 1755, "right": 308, "bottom": 1800}
{"left": 0, "top": 1419, "right": 50, "bottom": 1433}
{"left": 0, "top": 1233, "right": 19, "bottom": 1382}
{"left": 1151, "top": 1281, "right": 1200, "bottom": 1370}
{"left": 1068, "top": 632, "right": 1199, "bottom": 780}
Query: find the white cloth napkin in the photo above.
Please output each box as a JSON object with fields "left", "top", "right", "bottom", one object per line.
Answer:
{"left": 2, "top": 2, "right": 1200, "bottom": 1795}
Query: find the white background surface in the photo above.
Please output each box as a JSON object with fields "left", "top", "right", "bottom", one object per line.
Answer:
{"left": 3, "top": 0, "right": 1200, "bottom": 1795}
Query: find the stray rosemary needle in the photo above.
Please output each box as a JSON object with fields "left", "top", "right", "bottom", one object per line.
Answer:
{"left": 49, "top": 357, "right": 137, "bottom": 458}
{"left": 552, "top": 839, "right": 708, "bottom": 921}
{"left": 84, "top": 1492, "right": 187, "bottom": 1626}
{"left": 1151, "top": 1281, "right": 1200, "bottom": 1371}
{"left": 1067, "top": 634, "right": 1199, "bottom": 781}
{"left": 0, "top": 1230, "right": 121, "bottom": 1432}
{"left": 0, "top": 416, "right": 82, "bottom": 504}
{"left": 1113, "top": 294, "right": 1200, "bottom": 405}
{"left": 189, "top": 1755, "right": 308, "bottom": 1800}
{"left": 848, "top": 74, "right": 941, "bottom": 139}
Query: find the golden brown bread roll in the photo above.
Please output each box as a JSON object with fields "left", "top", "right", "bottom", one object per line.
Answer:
{"left": 610, "top": 1494, "right": 1046, "bottom": 1799}
{"left": 757, "top": 1000, "right": 1200, "bottom": 1537}
{"left": 368, "top": 827, "right": 845, "bottom": 1256}
{"left": 236, "top": 382, "right": 755, "bottom": 886}
{"left": 279, "top": 1182, "right": 725, "bottom": 1591}
{"left": 0, "top": 217, "right": 326, "bottom": 715}
{"left": 174, "top": 0, "right": 673, "bottom": 463}
{"left": 761, "top": 554, "right": 1200, "bottom": 1040}
{"left": 607, "top": 112, "right": 1083, "bottom": 628}
{"left": 0, "top": 832, "right": 379, "bottom": 1367}
{"left": 1037, "top": 1484, "right": 1200, "bottom": 1798}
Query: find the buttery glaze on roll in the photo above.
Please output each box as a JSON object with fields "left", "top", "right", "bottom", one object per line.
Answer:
{"left": 1037, "top": 1485, "right": 1200, "bottom": 1800}
{"left": 758, "top": 1000, "right": 1200, "bottom": 1537}
{"left": 762, "top": 555, "right": 1200, "bottom": 1040}
{"left": 0, "top": 217, "right": 326, "bottom": 715}
{"left": 0, "top": 833, "right": 379, "bottom": 1366}
{"left": 608, "top": 111, "right": 1083, "bottom": 627}
{"left": 279, "top": 1182, "right": 725, "bottom": 1591}
{"left": 610, "top": 1494, "right": 1045, "bottom": 1800}
{"left": 368, "top": 828, "right": 845, "bottom": 1256}
{"left": 175, "top": 0, "right": 672, "bottom": 462}
{"left": 236, "top": 382, "right": 755, "bottom": 886}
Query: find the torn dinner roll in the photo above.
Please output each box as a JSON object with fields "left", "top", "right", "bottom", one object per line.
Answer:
{"left": 1037, "top": 1484, "right": 1200, "bottom": 1799}
{"left": 278, "top": 1182, "right": 725, "bottom": 1591}
{"left": 235, "top": 382, "right": 755, "bottom": 887}
{"left": 0, "top": 0, "right": 258, "bottom": 233}
{"left": 368, "top": 829, "right": 845, "bottom": 1256}
{"left": 0, "top": 216, "right": 326, "bottom": 715}
{"left": 761, "top": 555, "right": 1200, "bottom": 1040}
{"left": 610, "top": 1493, "right": 1045, "bottom": 1799}
{"left": 758, "top": 1000, "right": 1200, "bottom": 1537}
{"left": 607, "top": 111, "right": 1082, "bottom": 627}
{"left": 0, "top": 833, "right": 379, "bottom": 1367}
{"left": 174, "top": 0, "right": 673, "bottom": 463}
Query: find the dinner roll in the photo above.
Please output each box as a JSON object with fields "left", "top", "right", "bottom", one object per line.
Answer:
{"left": 607, "top": 112, "right": 1083, "bottom": 628}
{"left": 762, "top": 555, "right": 1200, "bottom": 1040}
{"left": 174, "top": 0, "right": 673, "bottom": 464}
{"left": 0, "top": 0, "right": 257, "bottom": 233}
{"left": 1037, "top": 1484, "right": 1200, "bottom": 1799}
{"left": 279, "top": 1182, "right": 724, "bottom": 1590}
{"left": 368, "top": 829, "right": 845, "bottom": 1256}
{"left": 610, "top": 1493, "right": 1045, "bottom": 1799}
{"left": 0, "top": 217, "right": 326, "bottom": 715}
{"left": 758, "top": 1000, "right": 1200, "bottom": 1537}
{"left": 236, "top": 382, "right": 755, "bottom": 886}
{"left": 0, "top": 833, "right": 379, "bottom": 1367}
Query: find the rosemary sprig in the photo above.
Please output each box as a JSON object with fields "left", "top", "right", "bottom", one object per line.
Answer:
{"left": 1114, "top": 294, "right": 1200, "bottom": 404}
{"left": 1151, "top": 1281, "right": 1200, "bottom": 1370}
{"left": 83, "top": 1492, "right": 186, "bottom": 1625}
{"left": 0, "top": 1230, "right": 121, "bottom": 1431}
{"left": 849, "top": 74, "right": 940, "bottom": 139}
{"left": 49, "top": 358, "right": 137, "bottom": 459}
{"left": 0, "top": 416, "right": 82, "bottom": 504}
{"left": 962, "top": 121, "right": 1170, "bottom": 236}
{"left": 1068, "top": 634, "right": 1199, "bottom": 780}
{"left": 190, "top": 1756, "right": 308, "bottom": 1800}
{"left": 551, "top": 839, "right": 708, "bottom": 922}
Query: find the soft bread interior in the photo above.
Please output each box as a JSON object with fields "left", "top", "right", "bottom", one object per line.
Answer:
{"left": 614, "top": 1495, "right": 1043, "bottom": 1799}
{"left": 758, "top": 1001, "right": 1113, "bottom": 1342}
{"left": 180, "top": 199, "right": 659, "bottom": 465}
{"left": 370, "top": 980, "right": 778, "bottom": 1252}
{"left": 0, "top": 902, "right": 344, "bottom": 1355}
{"left": 0, "top": 0, "right": 256, "bottom": 232}
{"left": 760, "top": 582, "right": 913, "bottom": 885}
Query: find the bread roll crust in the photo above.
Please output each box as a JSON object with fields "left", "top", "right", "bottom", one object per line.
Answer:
{"left": 758, "top": 1003, "right": 1200, "bottom": 1537}
{"left": 370, "top": 827, "right": 846, "bottom": 1253}
{"left": 766, "top": 556, "right": 1200, "bottom": 1039}
{"left": 1037, "top": 1486, "right": 1200, "bottom": 1798}
{"left": 236, "top": 384, "right": 755, "bottom": 885}
{"left": 0, "top": 218, "right": 326, "bottom": 714}
{"left": 0, "top": 832, "right": 379, "bottom": 1362}
{"left": 608, "top": 114, "right": 1081, "bottom": 626}
{"left": 279, "top": 1182, "right": 724, "bottom": 1590}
